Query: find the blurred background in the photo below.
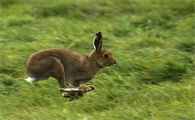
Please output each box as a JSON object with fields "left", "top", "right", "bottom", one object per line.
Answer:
{"left": 0, "top": 0, "right": 194, "bottom": 119}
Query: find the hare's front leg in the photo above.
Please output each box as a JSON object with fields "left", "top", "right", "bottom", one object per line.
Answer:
{"left": 62, "top": 91, "right": 83, "bottom": 101}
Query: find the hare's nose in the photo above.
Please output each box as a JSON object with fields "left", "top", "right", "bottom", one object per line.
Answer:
{"left": 114, "top": 61, "right": 117, "bottom": 65}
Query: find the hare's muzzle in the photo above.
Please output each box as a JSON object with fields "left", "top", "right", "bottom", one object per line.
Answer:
{"left": 111, "top": 59, "right": 117, "bottom": 66}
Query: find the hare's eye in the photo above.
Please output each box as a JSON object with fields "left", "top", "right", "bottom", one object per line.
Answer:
{"left": 104, "top": 54, "right": 108, "bottom": 58}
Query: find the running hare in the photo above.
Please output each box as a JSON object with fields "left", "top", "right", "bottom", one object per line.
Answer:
{"left": 26, "top": 32, "right": 116, "bottom": 101}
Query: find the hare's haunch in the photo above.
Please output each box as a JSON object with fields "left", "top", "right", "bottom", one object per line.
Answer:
{"left": 26, "top": 32, "right": 116, "bottom": 101}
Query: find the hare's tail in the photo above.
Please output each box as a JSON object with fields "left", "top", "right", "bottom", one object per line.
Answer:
{"left": 25, "top": 77, "right": 37, "bottom": 82}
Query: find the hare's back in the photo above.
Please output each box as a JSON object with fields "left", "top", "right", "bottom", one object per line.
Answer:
{"left": 26, "top": 48, "right": 84, "bottom": 73}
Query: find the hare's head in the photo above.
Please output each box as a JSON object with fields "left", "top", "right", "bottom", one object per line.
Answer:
{"left": 90, "top": 32, "right": 116, "bottom": 68}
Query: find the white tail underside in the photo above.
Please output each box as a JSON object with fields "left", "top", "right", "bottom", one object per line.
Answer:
{"left": 25, "top": 77, "right": 36, "bottom": 82}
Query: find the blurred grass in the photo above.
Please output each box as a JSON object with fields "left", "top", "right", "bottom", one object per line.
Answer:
{"left": 0, "top": 0, "right": 195, "bottom": 120}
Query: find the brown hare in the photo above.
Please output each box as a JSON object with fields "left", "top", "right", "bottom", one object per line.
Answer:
{"left": 26, "top": 32, "right": 116, "bottom": 101}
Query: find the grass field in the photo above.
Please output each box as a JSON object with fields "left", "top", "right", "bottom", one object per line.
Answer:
{"left": 0, "top": 0, "right": 195, "bottom": 120}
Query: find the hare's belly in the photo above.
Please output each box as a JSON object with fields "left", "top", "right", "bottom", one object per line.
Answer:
{"left": 66, "top": 75, "right": 94, "bottom": 85}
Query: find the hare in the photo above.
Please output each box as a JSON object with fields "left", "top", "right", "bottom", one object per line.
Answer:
{"left": 26, "top": 32, "right": 116, "bottom": 101}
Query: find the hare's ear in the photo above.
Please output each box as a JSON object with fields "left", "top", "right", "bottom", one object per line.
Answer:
{"left": 94, "top": 32, "right": 103, "bottom": 51}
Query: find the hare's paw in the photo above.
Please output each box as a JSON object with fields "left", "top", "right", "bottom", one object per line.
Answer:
{"left": 78, "top": 85, "right": 95, "bottom": 93}
{"left": 87, "top": 85, "right": 96, "bottom": 91}
{"left": 62, "top": 92, "right": 83, "bottom": 101}
{"left": 62, "top": 92, "right": 75, "bottom": 98}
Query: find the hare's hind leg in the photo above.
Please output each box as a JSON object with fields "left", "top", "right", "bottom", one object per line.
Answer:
{"left": 50, "top": 59, "right": 66, "bottom": 89}
{"left": 60, "top": 80, "right": 95, "bottom": 92}
{"left": 59, "top": 85, "right": 95, "bottom": 93}
{"left": 77, "top": 85, "right": 96, "bottom": 93}
{"left": 61, "top": 85, "right": 95, "bottom": 101}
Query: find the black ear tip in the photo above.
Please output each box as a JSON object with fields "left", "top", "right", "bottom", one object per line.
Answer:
{"left": 96, "top": 32, "right": 102, "bottom": 36}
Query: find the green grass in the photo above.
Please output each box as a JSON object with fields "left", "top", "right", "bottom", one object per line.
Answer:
{"left": 0, "top": 0, "right": 195, "bottom": 119}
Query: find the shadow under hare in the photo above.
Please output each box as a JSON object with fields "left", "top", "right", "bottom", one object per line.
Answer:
{"left": 26, "top": 32, "right": 116, "bottom": 101}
